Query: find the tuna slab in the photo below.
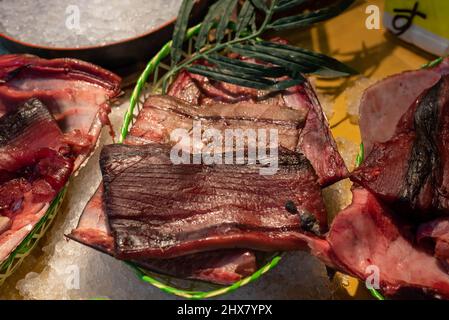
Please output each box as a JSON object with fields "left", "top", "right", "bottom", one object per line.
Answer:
{"left": 100, "top": 143, "right": 327, "bottom": 260}
{"left": 295, "top": 188, "right": 449, "bottom": 299}
{"left": 0, "top": 99, "right": 73, "bottom": 263}
{"left": 0, "top": 55, "right": 121, "bottom": 264}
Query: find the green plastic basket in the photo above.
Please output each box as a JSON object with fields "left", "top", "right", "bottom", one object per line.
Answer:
{"left": 120, "top": 23, "right": 284, "bottom": 299}
{"left": 0, "top": 187, "right": 67, "bottom": 286}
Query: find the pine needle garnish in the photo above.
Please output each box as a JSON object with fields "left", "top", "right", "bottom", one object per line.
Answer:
{"left": 162, "top": 0, "right": 358, "bottom": 93}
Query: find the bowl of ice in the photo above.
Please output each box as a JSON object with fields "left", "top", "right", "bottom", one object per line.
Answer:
{"left": 0, "top": 0, "right": 209, "bottom": 71}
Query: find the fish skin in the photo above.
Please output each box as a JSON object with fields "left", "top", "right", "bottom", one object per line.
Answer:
{"left": 352, "top": 75, "right": 449, "bottom": 218}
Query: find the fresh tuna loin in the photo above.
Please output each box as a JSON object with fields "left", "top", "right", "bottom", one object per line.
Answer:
{"left": 0, "top": 99, "right": 74, "bottom": 263}
{"left": 0, "top": 55, "right": 121, "bottom": 264}
{"left": 0, "top": 54, "right": 122, "bottom": 170}
{"left": 99, "top": 143, "right": 327, "bottom": 260}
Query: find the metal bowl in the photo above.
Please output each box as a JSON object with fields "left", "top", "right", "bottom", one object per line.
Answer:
{"left": 0, "top": 0, "right": 209, "bottom": 71}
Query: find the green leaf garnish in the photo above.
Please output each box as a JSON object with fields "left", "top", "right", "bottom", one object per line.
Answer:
{"left": 258, "top": 41, "right": 358, "bottom": 77}
{"left": 216, "top": 0, "right": 239, "bottom": 44}
{"left": 205, "top": 54, "right": 290, "bottom": 78}
{"left": 171, "top": 0, "right": 194, "bottom": 67}
{"left": 236, "top": 0, "right": 256, "bottom": 37}
{"left": 268, "top": 0, "right": 355, "bottom": 30}
{"left": 355, "top": 143, "right": 364, "bottom": 167}
{"left": 274, "top": 0, "right": 307, "bottom": 12}
{"left": 251, "top": 0, "right": 268, "bottom": 12}
{"left": 230, "top": 43, "right": 315, "bottom": 74}
{"left": 163, "top": 0, "right": 357, "bottom": 93}
{"left": 187, "top": 64, "right": 304, "bottom": 90}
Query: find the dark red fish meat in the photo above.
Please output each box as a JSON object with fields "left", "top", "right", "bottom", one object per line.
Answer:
{"left": 291, "top": 188, "right": 449, "bottom": 299}
{"left": 418, "top": 217, "right": 449, "bottom": 270}
{"left": 0, "top": 55, "right": 121, "bottom": 264}
{"left": 0, "top": 99, "right": 74, "bottom": 262}
{"left": 99, "top": 143, "right": 326, "bottom": 260}
{"left": 352, "top": 72, "right": 449, "bottom": 218}
{"left": 0, "top": 54, "right": 122, "bottom": 170}
{"left": 126, "top": 95, "right": 306, "bottom": 152}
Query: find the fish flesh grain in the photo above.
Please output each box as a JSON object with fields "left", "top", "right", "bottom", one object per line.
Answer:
{"left": 418, "top": 217, "right": 449, "bottom": 270}
{"left": 0, "top": 55, "right": 122, "bottom": 264}
{"left": 0, "top": 99, "right": 73, "bottom": 263}
{"left": 70, "top": 122, "right": 267, "bottom": 284}
{"left": 100, "top": 143, "right": 327, "bottom": 260}
{"left": 358, "top": 58, "right": 449, "bottom": 154}
{"left": 68, "top": 187, "right": 257, "bottom": 285}
{"left": 0, "top": 99, "right": 73, "bottom": 208}
{"left": 69, "top": 102, "right": 266, "bottom": 284}
{"left": 126, "top": 95, "right": 306, "bottom": 153}
{"left": 167, "top": 62, "right": 347, "bottom": 187}
{"left": 352, "top": 59, "right": 449, "bottom": 218}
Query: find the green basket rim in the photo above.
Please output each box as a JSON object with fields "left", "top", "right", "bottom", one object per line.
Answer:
{"left": 121, "top": 23, "right": 284, "bottom": 299}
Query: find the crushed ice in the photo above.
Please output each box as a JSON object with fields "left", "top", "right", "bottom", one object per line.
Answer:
{"left": 0, "top": 0, "right": 183, "bottom": 48}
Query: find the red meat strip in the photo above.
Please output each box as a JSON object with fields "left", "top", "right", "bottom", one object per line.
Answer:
{"left": 0, "top": 55, "right": 121, "bottom": 264}
{"left": 352, "top": 71, "right": 449, "bottom": 217}
{"left": 126, "top": 95, "right": 306, "bottom": 152}
{"left": 0, "top": 99, "right": 73, "bottom": 263}
{"left": 418, "top": 217, "right": 449, "bottom": 269}
{"left": 295, "top": 188, "right": 449, "bottom": 299}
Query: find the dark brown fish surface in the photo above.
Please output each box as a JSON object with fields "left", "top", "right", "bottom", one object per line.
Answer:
{"left": 100, "top": 143, "right": 327, "bottom": 260}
